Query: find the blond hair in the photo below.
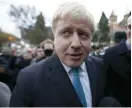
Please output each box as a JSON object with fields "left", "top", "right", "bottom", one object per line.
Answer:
{"left": 40, "top": 39, "right": 54, "bottom": 49}
{"left": 52, "top": 1, "right": 95, "bottom": 35}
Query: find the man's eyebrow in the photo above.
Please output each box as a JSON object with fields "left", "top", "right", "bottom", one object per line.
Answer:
{"left": 58, "top": 26, "right": 73, "bottom": 32}
{"left": 77, "top": 27, "right": 91, "bottom": 34}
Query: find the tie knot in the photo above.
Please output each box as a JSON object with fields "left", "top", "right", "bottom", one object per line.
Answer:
{"left": 71, "top": 67, "right": 80, "bottom": 76}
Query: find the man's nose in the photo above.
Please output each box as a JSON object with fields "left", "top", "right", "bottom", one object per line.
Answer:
{"left": 71, "top": 33, "right": 81, "bottom": 49}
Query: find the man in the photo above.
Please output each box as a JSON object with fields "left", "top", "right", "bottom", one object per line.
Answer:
{"left": 40, "top": 39, "right": 54, "bottom": 57}
{"left": 113, "top": 31, "right": 127, "bottom": 45}
{"left": 10, "top": 2, "right": 105, "bottom": 107}
{"left": 10, "top": 50, "right": 33, "bottom": 91}
{"left": 35, "top": 46, "right": 45, "bottom": 62}
{"left": 0, "top": 82, "right": 11, "bottom": 107}
{"left": 104, "top": 12, "right": 131, "bottom": 107}
{"left": 17, "top": 50, "right": 33, "bottom": 69}
{"left": 0, "top": 52, "right": 12, "bottom": 89}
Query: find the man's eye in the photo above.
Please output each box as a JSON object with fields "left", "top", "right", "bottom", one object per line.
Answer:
{"left": 62, "top": 30, "right": 70, "bottom": 35}
{"left": 81, "top": 35, "right": 89, "bottom": 40}
{"left": 78, "top": 32, "right": 89, "bottom": 39}
{"left": 61, "top": 30, "right": 72, "bottom": 38}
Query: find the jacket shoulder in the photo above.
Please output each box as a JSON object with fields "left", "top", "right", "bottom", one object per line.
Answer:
{"left": 88, "top": 55, "right": 103, "bottom": 64}
{"left": 22, "top": 57, "right": 52, "bottom": 75}
{"left": 105, "top": 46, "right": 118, "bottom": 54}
{"left": 16, "top": 57, "right": 53, "bottom": 88}
{"left": 10, "top": 57, "right": 53, "bottom": 107}
{"left": 105, "top": 42, "right": 126, "bottom": 56}
{"left": 0, "top": 82, "right": 11, "bottom": 107}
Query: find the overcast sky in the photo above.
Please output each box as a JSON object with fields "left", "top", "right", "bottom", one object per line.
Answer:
{"left": 0, "top": 0, "right": 131, "bottom": 38}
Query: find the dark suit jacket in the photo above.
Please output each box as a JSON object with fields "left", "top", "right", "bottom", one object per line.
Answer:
{"left": 10, "top": 54, "right": 105, "bottom": 107}
{"left": 104, "top": 41, "right": 131, "bottom": 107}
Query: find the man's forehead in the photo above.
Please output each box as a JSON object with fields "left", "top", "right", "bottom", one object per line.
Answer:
{"left": 56, "top": 18, "right": 91, "bottom": 31}
{"left": 59, "top": 16, "right": 90, "bottom": 25}
{"left": 44, "top": 43, "right": 53, "bottom": 49}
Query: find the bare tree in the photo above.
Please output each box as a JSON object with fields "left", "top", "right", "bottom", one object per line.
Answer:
{"left": 8, "top": 4, "right": 38, "bottom": 40}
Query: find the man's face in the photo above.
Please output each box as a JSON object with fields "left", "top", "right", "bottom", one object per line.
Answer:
{"left": 37, "top": 48, "right": 45, "bottom": 59}
{"left": 54, "top": 16, "right": 92, "bottom": 67}
{"left": 44, "top": 43, "right": 54, "bottom": 57}
{"left": 44, "top": 43, "right": 53, "bottom": 50}
{"left": 23, "top": 53, "right": 32, "bottom": 60}
{"left": 126, "top": 16, "right": 131, "bottom": 43}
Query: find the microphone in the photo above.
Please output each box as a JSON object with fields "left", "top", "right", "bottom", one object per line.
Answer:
{"left": 98, "top": 97, "right": 122, "bottom": 107}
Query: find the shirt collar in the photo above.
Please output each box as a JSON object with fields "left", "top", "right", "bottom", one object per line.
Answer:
{"left": 125, "top": 39, "right": 131, "bottom": 50}
{"left": 61, "top": 61, "right": 86, "bottom": 73}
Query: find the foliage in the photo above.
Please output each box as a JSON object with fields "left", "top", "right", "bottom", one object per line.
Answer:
{"left": 98, "top": 12, "right": 110, "bottom": 43}
{"left": 8, "top": 4, "right": 37, "bottom": 40}
{"left": 8, "top": 5, "right": 53, "bottom": 45}
{"left": 8, "top": 4, "right": 37, "bottom": 29}
{"left": 93, "top": 30, "right": 100, "bottom": 42}
{"left": 93, "top": 12, "right": 110, "bottom": 44}
{"left": 28, "top": 13, "right": 53, "bottom": 44}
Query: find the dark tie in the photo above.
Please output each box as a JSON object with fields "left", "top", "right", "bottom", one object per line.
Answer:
{"left": 71, "top": 68, "right": 87, "bottom": 107}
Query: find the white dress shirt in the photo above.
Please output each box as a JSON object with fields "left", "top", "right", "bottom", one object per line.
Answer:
{"left": 61, "top": 62, "right": 92, "bottom": 107}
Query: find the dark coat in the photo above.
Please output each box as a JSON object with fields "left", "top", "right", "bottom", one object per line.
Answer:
{"left": 10, "top": 54, "right": 105, "bottom": 107}
{"left": 0, "top": 54, "right": 12, "bottom": 87}
{"left": 104, "top": 41, "right": 131, "bottom": 107}
{"left": 9, "top": 57, "right": 32, "bottom": 91}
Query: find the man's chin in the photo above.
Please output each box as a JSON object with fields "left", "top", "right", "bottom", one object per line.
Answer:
{"left": 65, "top": 61, "right": 83, "bottom": 68}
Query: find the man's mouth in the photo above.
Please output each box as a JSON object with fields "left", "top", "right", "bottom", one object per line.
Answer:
{"left": 68, "top": 53, "right": 82, "bottom": 59}
{"left": 70, "top": 53, "right": 82, "bottom": 56}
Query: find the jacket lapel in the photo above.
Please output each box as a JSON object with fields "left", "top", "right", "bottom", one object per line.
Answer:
{"left": 46, "top": 54, "right": 82, "bottom": 107}
{"left": 85, "top": 57, "right": 97, "bottom": 106}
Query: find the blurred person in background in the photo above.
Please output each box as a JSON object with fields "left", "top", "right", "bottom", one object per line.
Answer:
{"left": 40, "top": 39, "right": 54, "bottom": 58}
{"left": 10, "top": 49, "right": 33, "bottom": 91}
{"left": 31, "top": 47, "right": 38, "bottom": 58}
{"left": 104, "top": 12, "right": 131, "bottom": 107}
{"left": 9, "top": 48, "right": 18, "bottom": 70}
{"left": 0, "top": 48, "right": 12, "bottom": 89}
{"left": 90, "top": 45, "right": 104, "bottom": 58}
{"left": 16, "top": 48, "right": 33, "bottom": 70}
{"left": 113, "top": 31, "right": 127, "bottom": 45}
{"left": 15, "top": 49, "right": 33, "bottom": 69}
{"left": 32, "top": 45, "right": 45, "bottom": 63}
{"left": 31, "top": 39, "right": 54, "bottom": 63}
